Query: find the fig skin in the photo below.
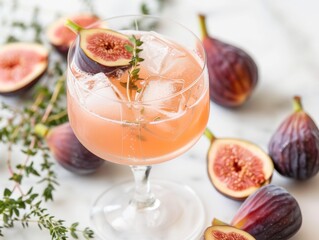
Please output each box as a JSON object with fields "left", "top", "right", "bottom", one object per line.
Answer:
{"left": 206, "top": 129, "right": 274, "bottom": 200}
{"left": 198, "top": 15, "right": 258, "bottom": 108}
{"left": 231, "top": 184, "right": 302, "bottom": 240}
{"left": 0, "top": 42, "right": 48, "bottom": 96}
{"left": 46, "top": 14, "right": 100, "bottom": 55}
{"left": 35, "top": 123, "right": 104, "bottom": 175}
{"left": 269, "top": 96, "right": 319, "bottom": 180}
{"left": 204, "top": 225, "right": 256, "bottom": 240}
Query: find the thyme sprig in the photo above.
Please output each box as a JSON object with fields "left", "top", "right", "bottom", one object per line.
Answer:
{"left": 124, "top": 35, "right": 144, "bottom": 101}
{"left": 0, "top": 188, "right": 94, "bottom": 239}
{"left": 0, "top": 0, "right": 168, "bottom": 238}
{"left": 0, "top": 2, "right": 93, "bottom": 238}
{"left": 0, "top": 70, "right": 94, "bottom": 239}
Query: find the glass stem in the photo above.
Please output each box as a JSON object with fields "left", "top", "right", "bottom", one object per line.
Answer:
{"left": 130, "top": 165, "right": 156, "bottom": 209}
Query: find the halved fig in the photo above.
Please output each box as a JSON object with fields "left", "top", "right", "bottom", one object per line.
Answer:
{"left": 0, "top": 42, "right": 48, "bottom": 95}
{"left": 204, "top": 225, "right": 255, "bottom": 240}
{"left": 206, "top": 129, "right": 274, "bottom": 200}
{"left": 47, "top": 14, "right": 100, "bottom": 55}
{"left": 66, "top": 20, "right": 132, "bottom": 74}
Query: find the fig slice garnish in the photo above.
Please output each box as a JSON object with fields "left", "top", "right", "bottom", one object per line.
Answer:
{"left": 204, "top": 225, "right": 256, "bottom": 240}
{"left": 0, "top": 42, "right": 48, "bottom": 95}
{"left": 65, "top": 19, "right": 133, "bottom": 74}
{"left": 205, "top": 129, "right": 274, "bottom": 200}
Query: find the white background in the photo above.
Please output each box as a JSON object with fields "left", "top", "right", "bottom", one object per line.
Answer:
{"left": 1, "top": 0, "right": 319, "bottom": 239}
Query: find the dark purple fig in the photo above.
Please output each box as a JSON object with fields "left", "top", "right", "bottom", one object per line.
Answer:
{"left": 65, "top": 19, "right": 132, "bottom": 74}
{"left": 204, "top": 225, "right": 255, "bottom": 240}
{"left": 0, "top": 42, "right": 48, "bottom": 95}
{"left": 35, "top": 123, "right": 104, "bottom": 174}
{"left": 198, "top": 15, "right": 258, "bottom": 108}
{"left": 46, "top": 14, "right": 100, "bottom": 55}
{"left": 231, "top": 184, "right": 302, "bottom": 240}
{"left": 269, "top": 96, "right": 319, "bottom": 180}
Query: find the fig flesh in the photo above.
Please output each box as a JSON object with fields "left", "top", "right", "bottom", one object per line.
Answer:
{"left": 66, "top": 20, "right": 132, "bottom": 74}
{"left": 204, "top": 225, "right": 255, "bottom": 240}
{"left": 231, "top": 184, "right": 302, "bottom": 240}
{"left": 198, "top": 15, "right": 258, "bottom": 108}
{"left": 0, "top": 42, "right": 48, "bottom": 95}
{"left": 35, "top": 123, "right": 104, "bottom": 174}
{"left": 47, "top": 14, "right": 100, "bottom": 55}
{"left": 269, "top": 96, "right": 319, "bottom": 180}
{"left": 206, "top": 130, "right": 274, "bottom": 200}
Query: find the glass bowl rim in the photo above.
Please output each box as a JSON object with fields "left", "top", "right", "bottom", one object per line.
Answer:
{"left": 67, "top": 14, "right": 207, "bottom": 105}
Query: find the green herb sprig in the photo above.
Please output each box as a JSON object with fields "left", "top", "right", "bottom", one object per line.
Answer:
{"left": 0, "top": 0, "right": 168, "bottom": 238}
{"left": 0, "top": 3, "right": 93, "bottom": 239}
{"left": 0, "top": 68, "right": 94, "bottom": 239}
{"left": 124, "top": 35, "right": 144, "bottom": 101}
{"left": 0, "top": 188, "right": 94, "bottom": 239}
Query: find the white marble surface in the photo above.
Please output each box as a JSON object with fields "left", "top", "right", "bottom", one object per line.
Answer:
{"left": 1, "top": 0, "right": 319, "bottom": 239}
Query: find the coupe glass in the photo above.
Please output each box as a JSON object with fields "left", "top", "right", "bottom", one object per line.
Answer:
{"left": 67, "top": 15, "right": 209, "bottom": 240}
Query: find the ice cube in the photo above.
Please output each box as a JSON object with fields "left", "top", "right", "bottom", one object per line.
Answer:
{"left": 78, "top": 73, "right": 125, "bottom": 120}
{"left": 85, "top": 88, "right": 120, "bottom": 119}
{"left": 136, "top": 77, "right": 193, "bottom": 140}
{"left": 136, "top": 76, "right": 186, "bottom": 120}
{"left": 77, "top": 72, "right": 125, "bottom": 99}
{"left": 140, "top": 32, "right": 186, "bottom": 76}
{"left": 140, "top": 76, "right": 184, "bottom": 101}
{"left": 143, "top": 108, "right": 193, "bottom": 141}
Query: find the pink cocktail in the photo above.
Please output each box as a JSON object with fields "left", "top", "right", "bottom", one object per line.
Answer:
{"left": 67, "top": 15, "right": 209, "bottom": 240}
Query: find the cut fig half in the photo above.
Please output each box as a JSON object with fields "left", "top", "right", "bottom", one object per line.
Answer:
{"left": 204, "top": 225, "right": 255, "bottom": 240}
{"left": 205, "top": 129, "right": 274, "bottom": 200}
{"left": 47, "top": 14, "right": 100, "bottom": 55}
{"left": 0, "top": 42, "right": 48, "bottom": 95}
{"left": 66, "top": 20, "right": 133, "bottom": 74}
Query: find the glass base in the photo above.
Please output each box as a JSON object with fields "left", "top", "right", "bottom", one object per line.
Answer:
{"left": 90, "top": 180, "right": 205, "bottom": 240}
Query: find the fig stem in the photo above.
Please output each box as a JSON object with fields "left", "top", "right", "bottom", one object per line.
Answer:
{"left": 34, "top": 123, "right": 50, "bottom": 138}
{"left": 293, "top": 96, "right": 303, "bottom": 112}
{"left": 198, "top": 14, "right": 209, "bottom": 39}
{"left": 204, "top": 128, "right": 216, "bottom": 142}
{"left": 65, "top": 19, "right": 83, "bottom": 33}
{"left": 212, "top": 218, "right": 229, "bottom": 226}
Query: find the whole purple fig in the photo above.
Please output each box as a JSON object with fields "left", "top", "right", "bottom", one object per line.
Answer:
{"left": 231, "top": 184, "right": 302, "bottom": 240}
{"left": 198, "top": 15, "right": 258, "bottom": 108}
{"left": 269, "top": 96, "right": 319, "bottom": 180}
{"left": 35, "top": 122, "right": 104, "bottom": 174}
